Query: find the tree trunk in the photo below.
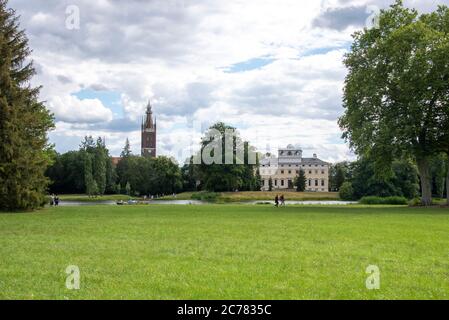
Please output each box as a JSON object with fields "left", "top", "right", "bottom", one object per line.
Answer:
{"left": 417, "top": 157, "right": 432, "bottom": 206}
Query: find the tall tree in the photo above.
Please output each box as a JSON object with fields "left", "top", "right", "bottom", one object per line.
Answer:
{"left": 83, "top": 152, "right": 96, "bottom": 197}
{"left": 93, "top": 137, "right": 107, "bottom": 195}
{"left": 120, "top": 138, "right": 132, "bottom": 158}
{"left": 0, "top": 0, "right": 54, "bottom": 210}
{"left": 195, "top": 122, "right": 257, "bottom": 192}
{"left": 294, "top": 169, "right": 307, "bottom": 192}
{"left": 339, "top": 1, "right": 449, "bottom": 205}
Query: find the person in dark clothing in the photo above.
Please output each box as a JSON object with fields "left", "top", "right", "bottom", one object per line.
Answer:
{"left": 54, "top": 195, "right": 59, "bottom": 206}
{"left": 275, "top": 194, "right": 279, "bottom": 207}
{"left": 280, "top": 194, "right": 285, "bottom": 206}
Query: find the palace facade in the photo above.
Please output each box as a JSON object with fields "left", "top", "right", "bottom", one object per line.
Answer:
{"left": 259, "top": 145, "right": 329, "bottom": 192}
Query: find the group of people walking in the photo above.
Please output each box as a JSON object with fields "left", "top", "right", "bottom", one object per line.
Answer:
{"left": 274, "top": 194, "right": 285, "bottom": 207}
{"left": 50, "top": 194, "right": 59, "bottom": 206}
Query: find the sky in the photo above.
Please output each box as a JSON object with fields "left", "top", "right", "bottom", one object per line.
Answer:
{"left": 9, "top": 0, "right": 449, "bottom": 163}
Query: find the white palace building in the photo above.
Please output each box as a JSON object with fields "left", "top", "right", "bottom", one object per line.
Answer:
{"left": 259, "top": 145, "right": 330, "bottom": 192}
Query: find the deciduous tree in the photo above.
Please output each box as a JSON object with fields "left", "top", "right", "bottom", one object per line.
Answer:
{"left": 339, "top": 1, "right": 449, "bottom": 205}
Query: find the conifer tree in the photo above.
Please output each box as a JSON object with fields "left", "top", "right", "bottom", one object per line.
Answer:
{"left": 294, "top": 169, "right": 307, "bottom": 192}
{"left": 0, "top": 0, "right": 54, "bottom": 210}
{"left": 93, "top": 137, "right": 107, "bottom": 195}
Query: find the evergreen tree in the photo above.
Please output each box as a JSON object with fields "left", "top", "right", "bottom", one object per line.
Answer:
{"left": 294, "top": 169, "right": 307, "bottom": 192}
{"left": 80, "top": 136, "right": 95, "bottom": 152}
{"left": 105, "top": 157, "right": 117, "bottom": 194}
{"left": 83, "top": 152, "right": 95, "bottom": 197}
{"left": 93, "top": 137, "right": 107, "bottom": 195}
{"left": 334, "top": 167, "right": 346, "bottom": 191}
{"left": 121, "top": 138, "right": 132, "bottom": 158}
{"left": 268, "top": 177, "right": 273, "bottom": 192}
{"left": 254, "top": 168, "right": 262, "bottom": 191}
{"left": 0, "top": 0, "right": 54, "bottom": 210}
{"left": 125, "top": 182, "right": 131, "bottom": 196}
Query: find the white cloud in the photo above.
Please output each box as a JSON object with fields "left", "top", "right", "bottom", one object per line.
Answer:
{"left": 47, "top": 95, "right": 113, "bottom": 123}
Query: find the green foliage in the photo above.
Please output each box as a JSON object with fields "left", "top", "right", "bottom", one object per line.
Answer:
{"left": 45, "top": 151, "right": 85, "bottom": 193}
{"left": 194, "top": 122, "right": 259, "bottom": 192}
{"left": 125, "top": 182, "right": 131, "bottom": 196}
{"left": 350, "top": 157, "right": 419, "bottom": 199}
{"left": 430, "top": 154, "right": 447, "bottom": 198}
{"left": 116, "top": 156, "right": 183, "bottom": 196}
{"left": 46, "top": 139, "right": 117, "bottom": 195}
{"left": 339, "top": 182, "right": 355, "bottom": 201}
{"left": 93, "top": 137, "right": 107, "bottom": 195}
{"left": 0, "top": 1, "right": 55, "bottom": 210}
{"left": 191, "top": 191, "right": 220, "bottom": 202}
{"left": 409, "top": 197, "right": 423, "bottom": 207}
{"left": 181, "top": 156, "right": 198, "bottom": 191}
{"left": 120, "top": 138, "right": 132, "bottom": 158}
{"left": 360, "top": 196, "right": 408, "bottom": 205}
{"left": 268, "top": 177, "right": 273, "bottom": 192}
{"left": 84, "top": 153, "right": 97, "bottom": 197}
{"left": 294, "top": 169, "right": 307, "bottom": 192}
{"left": 339, "top": 1, "right": 449, "bottom": 206}
{"left": 329, "top": 162, "right": 351, "bottom": 192}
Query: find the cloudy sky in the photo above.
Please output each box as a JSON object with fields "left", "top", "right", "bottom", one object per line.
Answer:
{"left": 9, "top": 0, "right": 449, "bottom": 163}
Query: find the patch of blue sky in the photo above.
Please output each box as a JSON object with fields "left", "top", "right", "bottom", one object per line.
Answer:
{"left": 73, "top": 89, "right": 124, "bottom": 118}
{"left": 224, "top": 56, "right": 275, "bottom": 73}
{"left": 300, "top": 44, "right": 351, "bottom": 57}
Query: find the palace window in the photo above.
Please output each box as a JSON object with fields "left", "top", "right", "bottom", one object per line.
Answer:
{"left": 321, "top": 179, "right": 325, "bottom": 186}
{"left": 315, "top": 179, "right": 319, "bottom": 186}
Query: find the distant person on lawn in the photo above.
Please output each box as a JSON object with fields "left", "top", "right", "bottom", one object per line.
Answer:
{"left": 280, "top": 195, "right": 285, "bottom": 206}
{"left": 275, "top": 195, "right": 279, "bottom": 207}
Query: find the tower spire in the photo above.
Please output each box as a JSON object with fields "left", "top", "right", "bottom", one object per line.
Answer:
{"left": 146, "top": 99, "right": 152, "bottom": 114}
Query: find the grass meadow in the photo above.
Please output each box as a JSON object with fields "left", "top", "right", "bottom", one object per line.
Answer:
{"left": 1, "top": 204, "right": 449, "bottom": 300}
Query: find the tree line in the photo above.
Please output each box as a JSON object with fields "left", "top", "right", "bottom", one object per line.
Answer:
{"left": 46, "top": 137, "right": 183, "bottom": 197}
{"left": 46, "top": 122, "right": 262, "bottom": 197}
{"left": 329, "top": 155, "right": 448, "bottom": 201}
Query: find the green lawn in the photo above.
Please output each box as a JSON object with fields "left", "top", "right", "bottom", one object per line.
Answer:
{"left": 1, "top": 204, "right": 449, "bottom": 300}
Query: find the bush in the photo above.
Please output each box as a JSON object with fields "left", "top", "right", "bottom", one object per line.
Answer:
{"left": 191, "top": 192, "right": 220, "bottom": 202}
{"left": 339, "top": 182, "right": 355, "bottom": 201}
{"left": 409, "top": 197, "right": 422, "bottom": 207}
{"left": 360, "top": 196, "right": 408, "bottom": 205}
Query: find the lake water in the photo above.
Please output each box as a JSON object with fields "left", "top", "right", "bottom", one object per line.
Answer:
{"left": 56, "top": 200, "right": 357, "bottom": 206}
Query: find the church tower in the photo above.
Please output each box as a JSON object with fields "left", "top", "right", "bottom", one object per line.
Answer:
{"left": 141, "top": 100, "right": 156, "bottom": 157}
